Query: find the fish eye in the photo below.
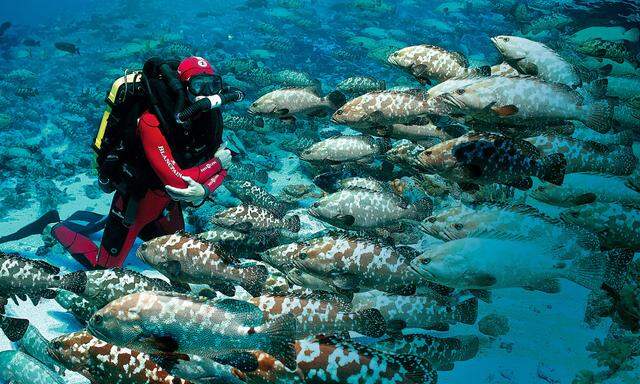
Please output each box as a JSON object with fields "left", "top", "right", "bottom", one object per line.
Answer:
{"left": 427, "top": 216, "right": 437, "bottom": 223}
{"left": 453, "top": 223, "right": 464, "bottom": 230}
{"left": 421, "top": 258, "right": 431, "bottom": 265}
{"left": 456, "top": 89, "right": 465, "bottom": 95}
{"left": 336, "top": 110, "right": 344, "bottom": 115}
{"left": 51, "top": 340, "right": 63, "bottom": 350}
{"left": 423, "top": 150, "right": 432, "bottom": 156}
{"left": 569, "top": 211, "right": 579, "bottom": 217}
{"left": 92, "top": 315, "right": 103, "bottom": 326}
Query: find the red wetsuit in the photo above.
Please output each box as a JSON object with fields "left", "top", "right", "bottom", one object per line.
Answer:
{"left": 53, "top": 110, "right": 226, "bottom": 269}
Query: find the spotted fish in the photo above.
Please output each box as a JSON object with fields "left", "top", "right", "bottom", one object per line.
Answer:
{"left": 491, "top": 35, "right": 581, "bottom": 87}
{"left": 336, "top": 76, "right": 386, "bottom": 97}
{"left": 48, "top": 330, "right": 193, "bottom": 384}
{"left": 63, "top": 268, "right": 176, "bottom": 309}
{"left": 137, "top": 232, "right": 268, "bottom": 297}
{"left": 249, "top": 335, "right": 438, "bottom": 384}
{"left": 0, "top": 252, "right": 84, "bottom": 305}
{"left": 561, "top": 202, "right": 640, "bottom": 250}
{"left": 371, "top": 334, "right": 480, "bottom": 371}
{"left": 225, "top": 179, "right": 289, "bottom": 217}
{"left": 436, "top": 75, "right": 613, "bottom": 133}
{"left": 87, "top": 291, "right": 298, "bottom": 369}
{"left": 300, "top": 134, "right": 390, "bottom": 165}
{"left": 331, "top": 90, "right": 432, "bottom": 130}
{"left": 249, "top": 293, "right": 386, "bottom": 338}
{"left": 525, "top": 134, "right": 636, "bottom": 175}
{"left": 284, "top": 235, "right": 430, "bottom": 295}
{"left": 388, "top": 44, "right": 490, "bottom": 85}
{"left": 308, "top": 189, "right": 432, "bottom": 229}
{"left": 212, "top": 205, "right": 300, "bottom": 235}
{"left": 352, "top": 291, "right": 478, "bottom": 333}
{"left": 248, "top": 87, "right": 346, "bottom": 123}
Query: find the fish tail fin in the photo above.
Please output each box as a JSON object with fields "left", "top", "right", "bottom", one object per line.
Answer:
{"left": 59, "top": 271, "right": 87, "bottom": 294}
{"left": 542, "top": 153, "right": 567, "bottom": 186}
{"left": 327, "top": 90, "right": 347, "bottom": 109}
{"left": 259, "top": 314, "right": 297, "bottom": 370}
{"left": 0, "top": 315, "right": 29, "bottom": 342}
{"left": 625, "top": 27, "right": 640, "bottom": 43}
{"left": 586, "top": 101, "right": 614, "bottom": 133}
{"left": 285, "top": 215, "right": 301, "bottom": 233}
{"left": 240, "top": 265, "right": 268, "bottom": 297}
{"left": 455, "top": 298, "right": 478, "bottom": 325}
{"left": 456, "top": 335, "right": 481, "bottom": 361}
{"left": 472, "top": 65, "right": 491, "bottom": 77}
{"left": 568, "top": 251, "right": 607, "bottom": 290}
{"left": 354, "top": 308, "right": 387, "bottom": 337}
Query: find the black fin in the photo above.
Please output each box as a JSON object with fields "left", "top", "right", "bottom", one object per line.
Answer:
{"left": 286, "top": 215, "right": 301, "bottom": 233}
{"left": 0, "top": 210, "right": 60, "bottom": 244}
{"left": 456, "top": 298, "right": 479, "bottom": 325}
{"left": 0, "top": 315, "right": 29, "bottom": 342}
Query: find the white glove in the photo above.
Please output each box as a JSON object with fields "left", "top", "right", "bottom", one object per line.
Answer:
{"left": 215, "top": 142, "right": 232, "bottom": 169}
{"left": 165, "top": 176, "right": 207, "bottom": 205}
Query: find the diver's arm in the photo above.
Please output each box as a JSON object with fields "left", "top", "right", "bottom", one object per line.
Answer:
{"left": 138, "top": 111, "right": 222, "bottom": 188}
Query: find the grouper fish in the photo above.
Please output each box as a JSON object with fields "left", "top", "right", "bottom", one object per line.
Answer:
{"left": 88, "top": 291, "right": 298, "bottom": 370}
{"left": 49, "top": 330, "right": 193, "bottom": 384}
{"left": 137, "top": 232, "right": 268, "bottom": 297}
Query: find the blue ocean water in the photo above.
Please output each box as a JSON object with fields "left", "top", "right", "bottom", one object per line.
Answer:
{"left": 0, "top": 0, "right": 640, "bottom": 383}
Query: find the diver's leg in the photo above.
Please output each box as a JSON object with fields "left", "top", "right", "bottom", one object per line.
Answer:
{"left": 139, "top": 201, "right": 184, "bottom": 241}
{"left": 0, "top": 210, "right": 60, "bottom": 244}
{"left": 96, "top": 190, "right": 169, "bottom": 268}
{"left": 50, "top": 223, "right": 99, "bottom": 269}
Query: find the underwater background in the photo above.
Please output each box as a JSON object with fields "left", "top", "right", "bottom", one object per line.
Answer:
{"left": 1, "top": 0, "right": 640, "bottom": 383}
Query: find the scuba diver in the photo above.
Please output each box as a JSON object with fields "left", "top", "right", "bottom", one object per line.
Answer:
{"left": 0, "top": 56, "right": 244, "bottom": 269}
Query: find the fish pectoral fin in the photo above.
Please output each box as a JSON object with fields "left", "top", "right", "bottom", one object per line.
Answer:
{"left": 573, "top": 192, "right": 597, "bottom": 205}
{"left": 213, "top": 351, "right": 259, "bottom": 372}
{"left": 332, "top": 273, "right": 360, "bottom": 291}
{"left": 163, "top": 260, "right": 182, "bottom": 278}
{"left": 386, "top": 319, "right": 407, "bottom": 337}
{"left": 279, "top": 115, "right": 297, "bottom": 124}
{"left": 139, "top": 334, "right": 180, "bottom": 353}
{"left": 518, "top": 61, "right": 538, "bottom": 75}
{"left": 334, "top": 214, "right": 356, "bottom": 226}
{"left": 491, "top": 104, "right": 519, "bottom": 116}
{"left": 464, "top": 272, "right": 497, "bottom": 287}
{"left": 275, "top": 108, "right": 290, "bottom": 116}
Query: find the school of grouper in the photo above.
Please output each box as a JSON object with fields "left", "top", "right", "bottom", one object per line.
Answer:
{"left": 2, "top": 4, "right": 640, "bottom": 384}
